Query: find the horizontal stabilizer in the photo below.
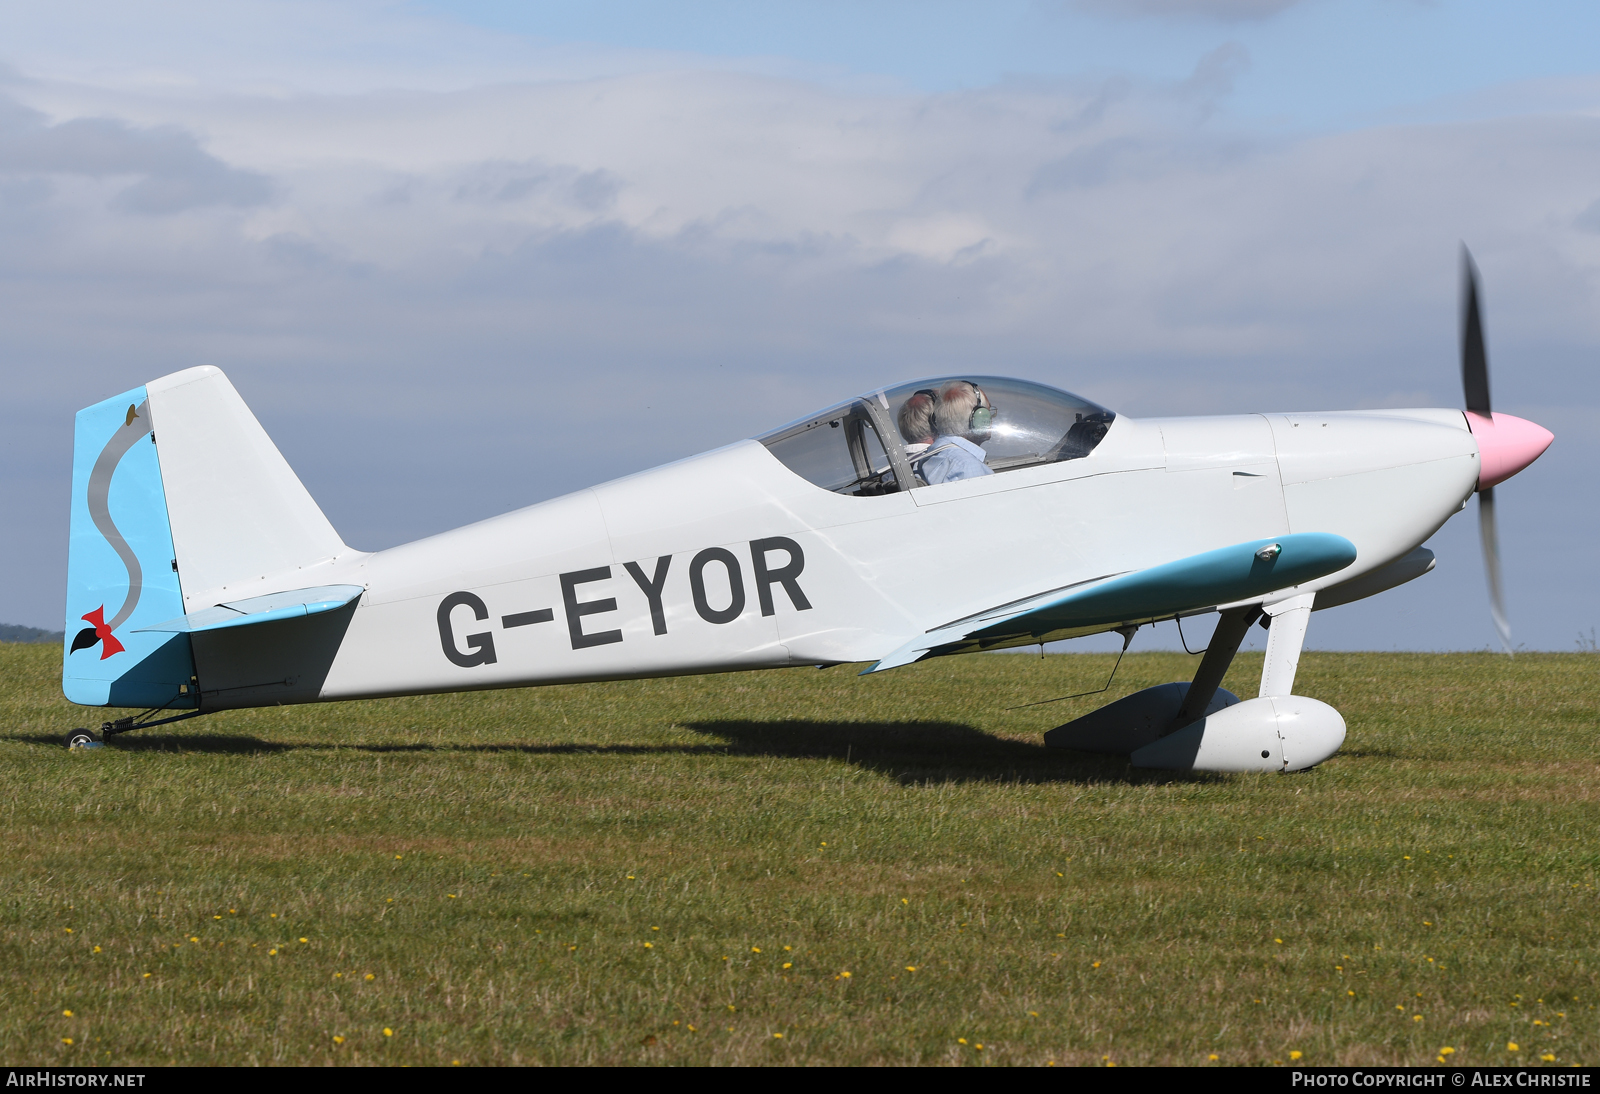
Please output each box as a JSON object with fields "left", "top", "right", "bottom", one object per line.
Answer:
{"left": 135, "top": 584, "right": 364, "bottom": 635}
{"left": 863, "top": 532, "right": 1356, "bottom": 674}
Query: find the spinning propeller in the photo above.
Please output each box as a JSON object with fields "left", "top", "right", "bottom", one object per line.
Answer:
{"left": 1458, "top": 247, "right": 1554, "bottom": 653}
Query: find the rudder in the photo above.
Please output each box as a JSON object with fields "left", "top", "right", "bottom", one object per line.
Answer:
{"left": 63, "top": 387, "right": 197, "bottom": 708}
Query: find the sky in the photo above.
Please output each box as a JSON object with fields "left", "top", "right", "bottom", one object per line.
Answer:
{"left": 1, "top": 0, "right": 1597, "bottom": 655}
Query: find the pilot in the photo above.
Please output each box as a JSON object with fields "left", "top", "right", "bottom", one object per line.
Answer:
{"left": 897, "top": 389, "right": 938, "bottom": 458}
{"left": 918, "top": 381, "right": 995, "bottom": 485}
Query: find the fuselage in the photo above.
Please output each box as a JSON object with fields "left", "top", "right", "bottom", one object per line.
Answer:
{"left": 188, "top": 407, "right": 1479, "bottom": 708}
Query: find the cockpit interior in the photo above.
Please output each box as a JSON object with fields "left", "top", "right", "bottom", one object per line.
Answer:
{"left": 757, "top": 376, "right": 1115, "bottom": 496}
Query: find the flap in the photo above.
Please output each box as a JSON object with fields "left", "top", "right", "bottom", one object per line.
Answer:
{"left": 134, "top": 584, "right": 365, "bottom": 634}
{"left": 862, "top": 533, "right": 1355, "bottom": 674}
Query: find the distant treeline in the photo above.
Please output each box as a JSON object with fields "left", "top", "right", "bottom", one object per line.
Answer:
{"left": 0, "top": 624, "right": 64, "bottom": 644}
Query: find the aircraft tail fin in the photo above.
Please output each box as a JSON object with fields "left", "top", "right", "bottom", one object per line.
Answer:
{"left": 63, "top": 366, "right": 349, "bottom": 708}
{"left": 144, "top": 366, "right": 348, "bottom": 609}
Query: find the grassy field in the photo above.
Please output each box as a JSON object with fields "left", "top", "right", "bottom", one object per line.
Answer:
{"left": 0, "top": 641, "right": 1595, "bottom": 1067}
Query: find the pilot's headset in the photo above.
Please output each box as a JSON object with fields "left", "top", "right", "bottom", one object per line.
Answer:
{"left": 960, "top": 381, "right": 994, "bottom": 434}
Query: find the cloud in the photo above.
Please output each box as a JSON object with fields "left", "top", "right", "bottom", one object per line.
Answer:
{"left": 0, "top": 39, "right": 1597, "bottom": 648}
{"left": 1068, "top": 0, "right": 1305, "bottom": 22}
{"left": 0, "top": 93, "right": 271, "bottom": 213}
{"left": 1577, "top": 197, "right": 1600, "bottom": 233}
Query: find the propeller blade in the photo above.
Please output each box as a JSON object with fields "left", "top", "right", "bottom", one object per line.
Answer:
{"left": 1478, "top": 486, "right": 1511, "bottom": 654}
{"left": 1461, "top": 246, "right": 1492, "bottom": 416}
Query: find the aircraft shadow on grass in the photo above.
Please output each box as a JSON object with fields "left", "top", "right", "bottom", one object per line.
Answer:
{"left": 19, "top": 722, "right": 1201, "bottom": 784}
{"left": 684, "top": 719, "right": 1210, "bottom": 786}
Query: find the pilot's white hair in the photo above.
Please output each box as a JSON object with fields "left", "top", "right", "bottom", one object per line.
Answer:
{"left": 897, "top": 390, "right": 937, "bottom": 444}
{"left": 932, "top": 381, "right": 985, "bottom": 439}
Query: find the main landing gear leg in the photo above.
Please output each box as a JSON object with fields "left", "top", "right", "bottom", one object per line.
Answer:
{"left": 1171, "top": 605, "right": 1263, "bottom": 730}
{"left": 1259, "top": 593, "right": 1315, "bottom": 697}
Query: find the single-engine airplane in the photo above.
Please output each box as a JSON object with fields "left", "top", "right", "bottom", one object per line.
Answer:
{"left": 60, "top": 252, "right": 1552, "bottom": 771}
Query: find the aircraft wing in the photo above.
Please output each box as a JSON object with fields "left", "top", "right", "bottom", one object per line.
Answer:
{"left": 134, "top": 584, "right": 365, "bottom": 635}
{"left": 861, "top": 533, "right": 1356, "bottom": 674}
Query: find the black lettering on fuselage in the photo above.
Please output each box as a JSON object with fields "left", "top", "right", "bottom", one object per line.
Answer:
{"left": 438, "top": 591, "right": 497, "bottom": 667}
{"left": 624, "top": 555, "right": 672, "bottom": 635}
{"left": 749, "top": 536, "right": 812, "bottom": 616}
{"left": 690, "top": 547, "right": 745, "bottom": 624}
{"left": 502, "top": 608, "right": 554, "bottom": 628}
{"left": 437, "top": 537, "right": 812, "bottom": 657}
{"left": 561, "top": 566, "right": 624, "bottom": 649}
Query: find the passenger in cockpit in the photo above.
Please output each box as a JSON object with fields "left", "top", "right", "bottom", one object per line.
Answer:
{"left": 897, "top": 388, "right": 938, "bottom": 458}
{"left": 918, "top": 381, "right": 996, "bottom": 485}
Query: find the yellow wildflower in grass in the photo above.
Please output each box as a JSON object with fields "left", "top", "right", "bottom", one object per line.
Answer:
{"left": 652, "top": 926, "right": 660, "bottom": 931}
{"left": 1348, "top": 991, "right": 1356, "bottom": 997}
{"left": 92, "top": 946, "right": 100, "bottom": 953}
{"left": 142, "top": 974, "right": 150, "bottom": 979}
{"left": 975, "top": 1044, "right": 984, "bottom": 1051}
{"left": 1275, "top": 938, "right": 1283, "bottom": 944}
{"left": 752, "top": 947, "right": 761, "bottom": 953}
{"left": 1414, "top": 1015, "right": 1423, "bottom": 1022}
{"left": 61, "top": 1039, "right": 72, "bottom": 1046}
{"left": 958, "top": 1038, "right": 967, "bottom": 1045}
{"left": 64, "top": 928, "right": 72, "bottom": 933}
{"left": 1542, "top": 1054, "right": 1556, "bottom": 1062}
{"left": 1092, "top": 961, "right": 1101, "bottom": 968}
{"left": 773, "top": 1033, "right": 784, "bottom": 1039}
{"left": 644, "top": 942, "right": 653, "bottom": 948}
{"left": 62, "top": 1010, "right": 72, "bottom": 1017}
{"left": 1290, "top": 1051, "right": 1303, "bottom": 1060}
{"left": 1507, "top": 1042, "right": 1519, "bottom": 1052}
{"left": 782, "top": 963, "right": 792, "bottom": 970}
{"left": 269, "top": 949, "right": 278, "bottom": 956}
{"left": 365, "top": 974, "right": 375, "bottom": 981}
{"left": 333, "top": 1036, "right": 345, "bottom": 1045}
{"left": 839, "top": 971, "right": 851, "bottom": 978}
{"left": 214, "top": 916, "right": 221, "bottom": 920}
{"left": 1439, "top": 1047, "right": 1454, "bottom": 1056}
{"left": 783, "top": 946, "right": 791, "bottom": 951}
{"left": 384, "top": 1028, "right": 393, "bottom": 1037}
{"left": 901, "top": 898, "right": 908, "bottom": 905}
{"left": 447, "top": 894, "right": 456, "bottom": 899}
{"left": 299, "top": 937, "right": 308, "bottom": 943}
{"left": 1208, "top": 1054, "right": 1219, "bottom": 1061}
{"left": 905, "top": 966, "right": 917, "bottom": 973}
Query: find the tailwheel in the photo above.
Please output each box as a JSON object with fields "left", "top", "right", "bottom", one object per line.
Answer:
{"left": 65, "top": 727, "right": 103, "bottom": 751}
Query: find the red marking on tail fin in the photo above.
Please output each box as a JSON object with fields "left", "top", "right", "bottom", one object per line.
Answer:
{"left": 81, "top": 606, "right": 125, "bottom": 659}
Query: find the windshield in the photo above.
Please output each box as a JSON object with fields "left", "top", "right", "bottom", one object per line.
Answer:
{"left": 757, "top": 376, "right": 1114, "bottom": 494}
{"left": 757, "top": 398, "right": 901, "bottom": 497}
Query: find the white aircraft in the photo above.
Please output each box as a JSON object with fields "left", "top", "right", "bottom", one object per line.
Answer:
{"left": 61, "top": 254, "right": 1552, "bottom": 771}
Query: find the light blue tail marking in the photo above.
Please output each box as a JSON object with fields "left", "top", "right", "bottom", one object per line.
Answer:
{"left": 62, "top": 386, "right": 198, "bottom": 709}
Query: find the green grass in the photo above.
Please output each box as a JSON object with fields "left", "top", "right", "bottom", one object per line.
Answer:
{"left": 1, "top": 641, "right": 1595, "bottom": 1066}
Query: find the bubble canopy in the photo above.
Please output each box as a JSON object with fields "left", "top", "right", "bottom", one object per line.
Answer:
{"left": 757, "top": 376, "right": 1115, "bottom": 496}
